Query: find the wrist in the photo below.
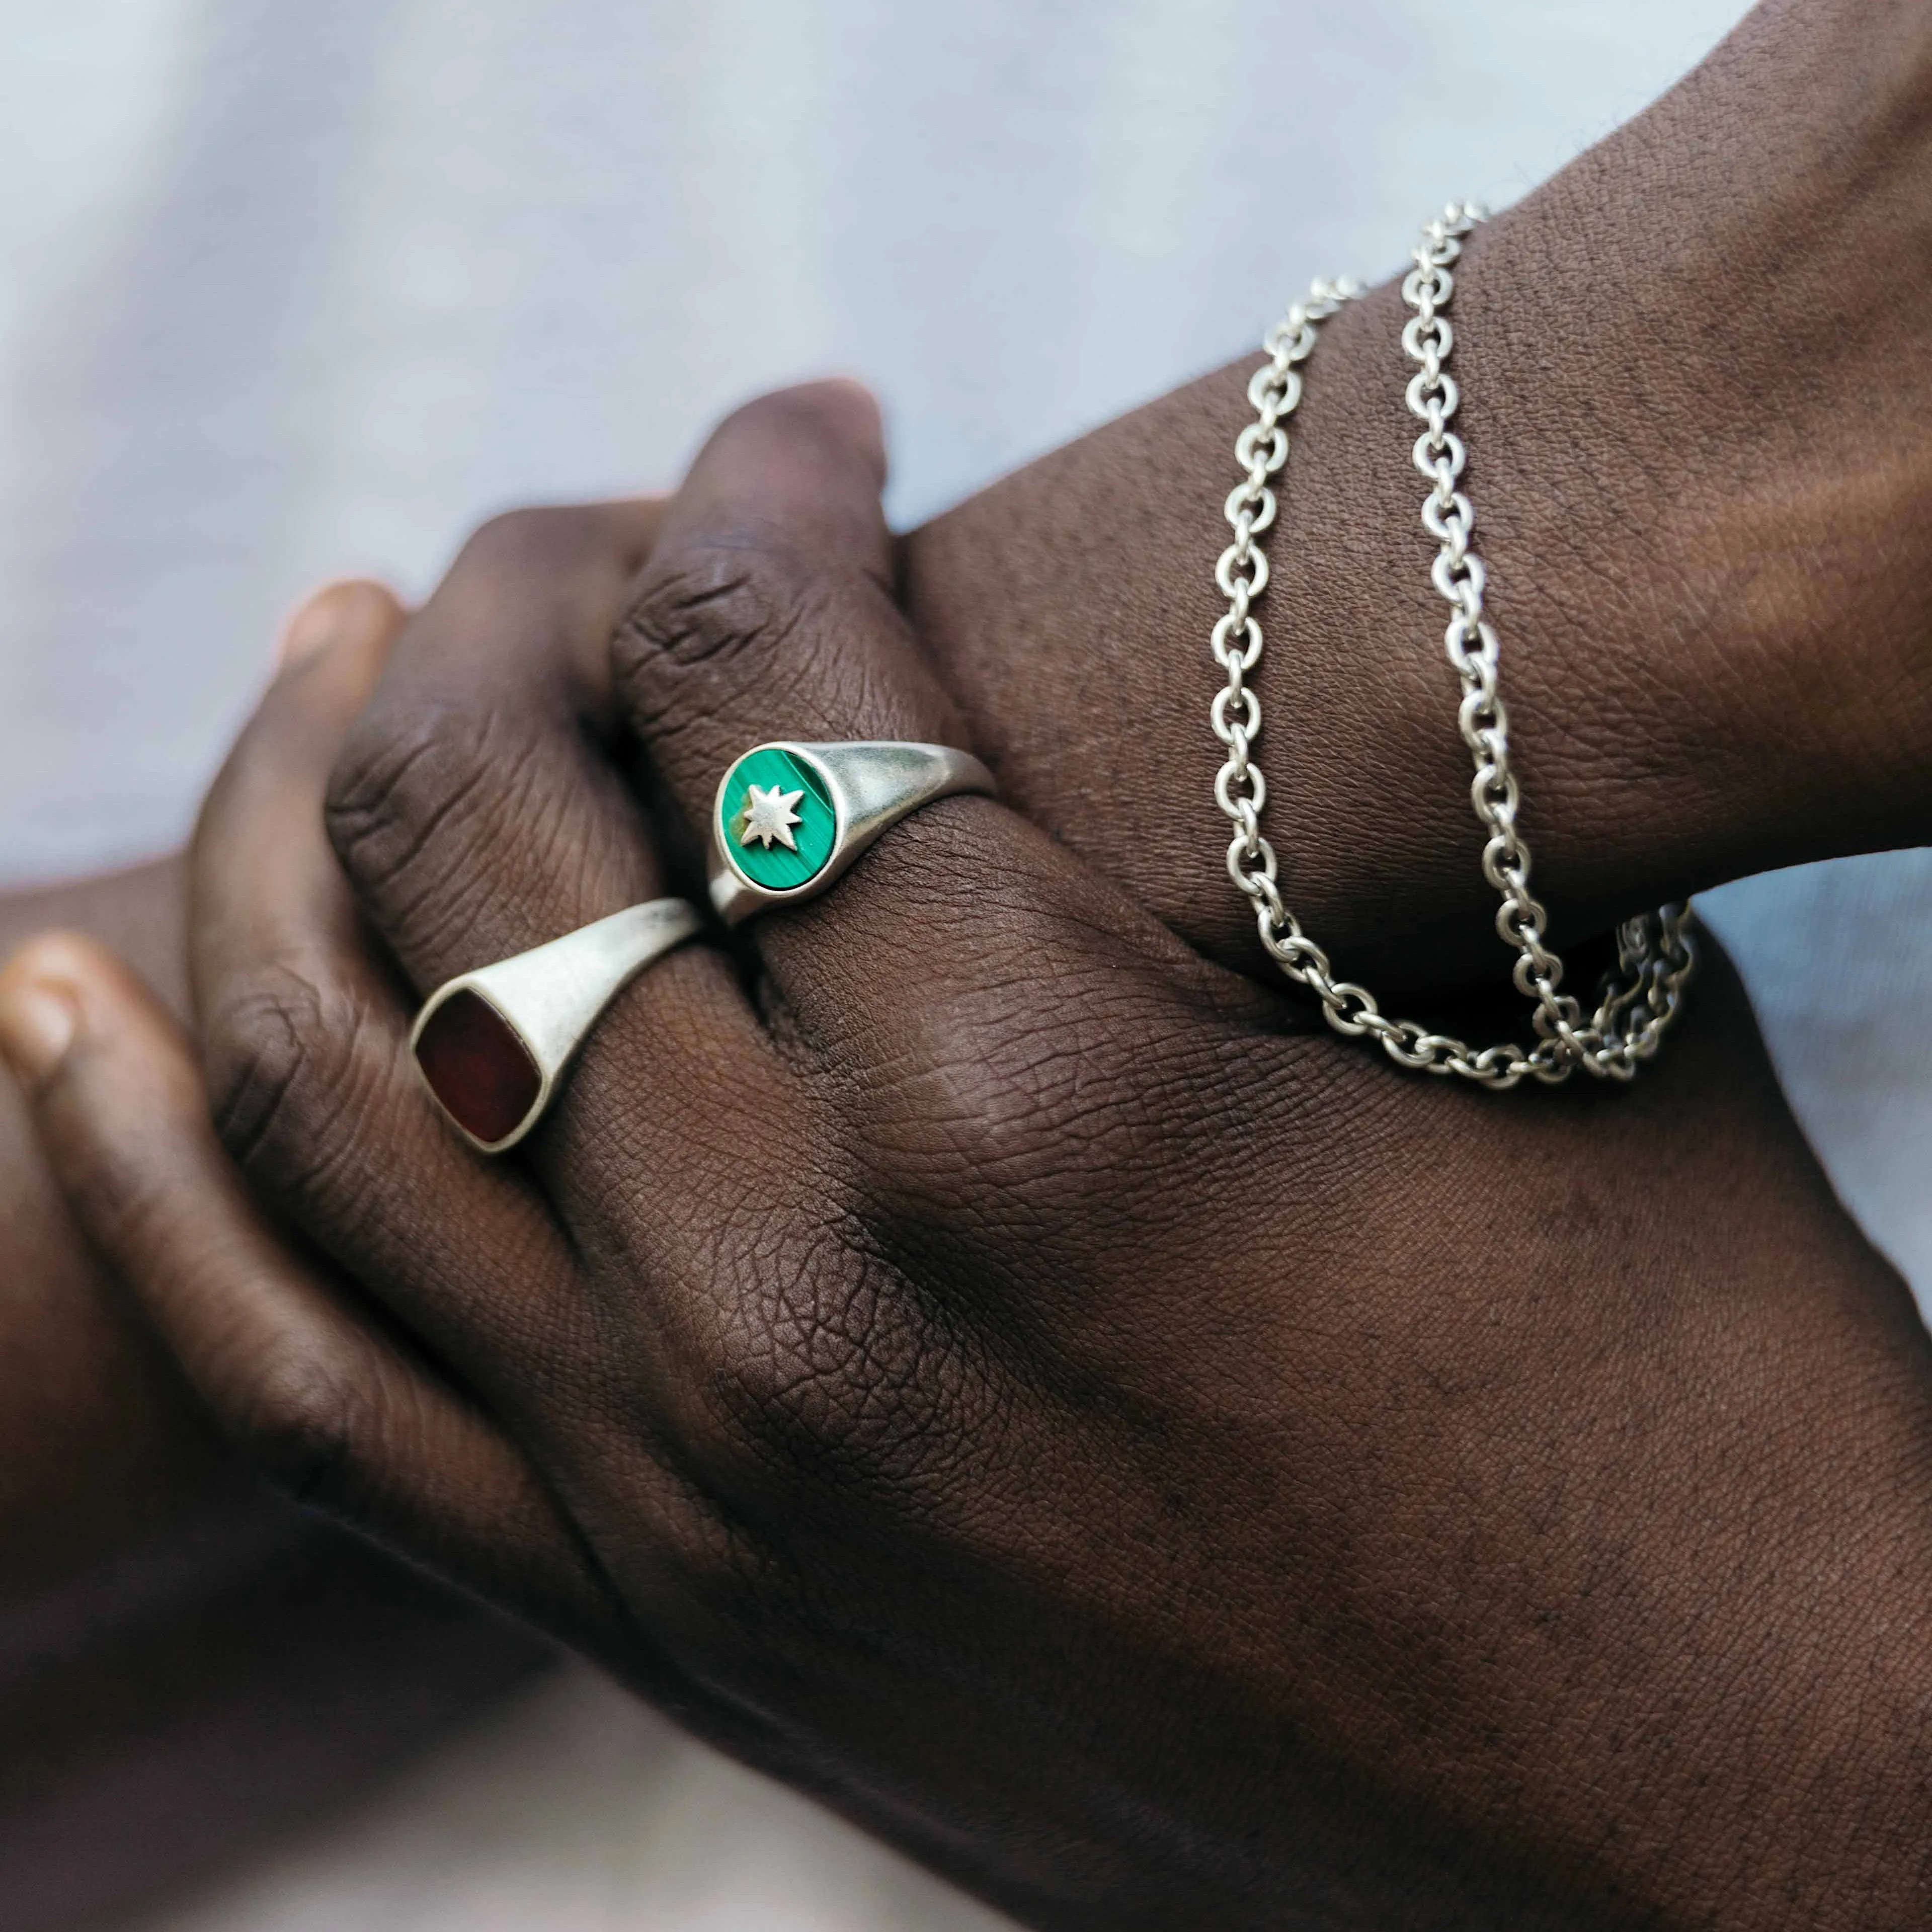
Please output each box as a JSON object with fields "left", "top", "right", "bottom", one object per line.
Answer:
{"left": 905, "top": 0, "right": 1932, "bottom": 998}
{"left": 1445, "top": 0, "right": 1932, "bottom": 951}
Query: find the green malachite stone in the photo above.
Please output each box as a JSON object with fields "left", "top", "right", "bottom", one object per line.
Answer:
{"left": 719, "top": 747, "right": 838, "bottom": 892}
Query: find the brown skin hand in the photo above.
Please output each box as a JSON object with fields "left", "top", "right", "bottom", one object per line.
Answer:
{"left": 905, "top": 0, "right": 1932, "bottom": 992}
{"left": 8, "top": 369, "right": 1932, "bottom": 1932}
{"left": 7, "top": 0, "right": 1932, "bottom": 1917}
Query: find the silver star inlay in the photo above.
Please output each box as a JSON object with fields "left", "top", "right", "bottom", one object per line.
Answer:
{"left": 739, "top": 781, "right": 804, "bottom": 851}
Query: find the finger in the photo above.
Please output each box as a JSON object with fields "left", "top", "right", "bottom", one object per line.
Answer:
{"left": 606, "top": 386, "right": 1269, "bottom": 1496}
{"left": 313, "top": 501, "right": 787, "bottom": 1216}
{"left": 322, "top": 502, "right": 675, "bottom": 997}
{"left": 189, "top": 581, "right": 594, "bottom": 1425}
{"left": 612, "top": 382, "right": 1198, "bottom": 1030}
{"left": 190, "top": 577, "right": 410, "bottom": 1014}
{"left": 615, "top": 381, "right": 967, "bottom": 815}
{"left": 0, "top": 932, "right": 614, "bottom": 1640}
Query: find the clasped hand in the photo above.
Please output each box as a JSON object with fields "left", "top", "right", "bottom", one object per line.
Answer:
{"left": 6, "top": 375, "right": 1931, "bottom": 1930}
{"left": 15, "top": 2, "right": 1932, "bottom": 1912}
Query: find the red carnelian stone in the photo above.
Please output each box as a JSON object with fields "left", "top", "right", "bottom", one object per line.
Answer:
{"left": 414, "top": 989, "right": 541, "bottom": 1144}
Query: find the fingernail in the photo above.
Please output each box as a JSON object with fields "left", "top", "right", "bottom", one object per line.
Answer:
{"left": 276, "top": 587, "right": 346, "bottom": 669}
{"left": 0, "top": 975, "right": 78, "bottom": 1084}
{"left": 819, "top": 376, "right": 878, "bottom": 408}
{"left": 275, "top": 579, "right": 395, "bottom": 670}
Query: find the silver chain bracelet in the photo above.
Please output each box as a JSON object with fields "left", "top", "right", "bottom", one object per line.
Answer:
{"left": 1212, "top": 204, "right": 1694, "bottom": 1089}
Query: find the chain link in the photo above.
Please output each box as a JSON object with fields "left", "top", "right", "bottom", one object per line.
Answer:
{"left": 1212, "top": 204, "right": 1694, "bottom": 1089}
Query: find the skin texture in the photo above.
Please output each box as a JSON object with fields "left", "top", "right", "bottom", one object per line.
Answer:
{"left": 0, "top": 859, "right": 212, "bottom": 1597}
{"left": 8, "top": 364, "right": 1932, "bottom": 1932}
{"left": 905, "top": 0, "right": 1932, "bottom": 995}
{"left": 6, "top": 0, "right": 1932, "bottom": 1917}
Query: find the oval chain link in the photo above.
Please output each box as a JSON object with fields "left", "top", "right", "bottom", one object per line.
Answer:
{"left": 1212, "top": 204, "right": 1695, "bottom": 1089}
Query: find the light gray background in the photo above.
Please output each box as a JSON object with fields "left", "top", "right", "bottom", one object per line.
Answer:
{"left": 9, "top": 3, "right": 1925, "bottom": 1927}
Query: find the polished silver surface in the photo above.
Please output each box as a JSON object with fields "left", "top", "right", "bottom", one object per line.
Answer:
{"left": 411, "top": 897, "right": 702, "bottom": 1153}
{"left": 1210, "top": 206, "right": 1693, "bottom": 1089}
{"left": 707, "top": 740, "right": 996, "bottom": 926}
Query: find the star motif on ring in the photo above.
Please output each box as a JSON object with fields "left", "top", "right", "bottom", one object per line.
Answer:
{"left": 739, "top": 782, "right": 804, "bottom": 851}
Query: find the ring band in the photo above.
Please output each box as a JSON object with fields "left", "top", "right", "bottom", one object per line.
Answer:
{"left": 707, "top": 741, "right": 996, "bottom": 926}
{"left": 411, "top": 898, "right": 702, "bottom": 1153}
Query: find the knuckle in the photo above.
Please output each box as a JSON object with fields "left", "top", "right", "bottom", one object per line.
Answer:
{"left": 686, "top": 1214, "right": 996, "bottom": 1510}
{"left": 713, "top": 383, "right": 879, "bottom": 472}
{"left": 895, "top": 993, "right": 1217, "bottom": 1227}
{"left": 202, "top": 958, "right": 376, "bottom": 1192}
{"left": 614, "top": 532, "right": 820, "bottom": 699}
{"left": 236, "top": 1346, "right": 371, "bottom": 1514}
{"left": 320, "top": 503, "right": 609, "bottom": 910}
{"left": 926, "top": 986, "right": 1141, "bottom": 1166}
{"left": 830, "top": 856, "right": 1159, "bottom": 1182}
{"left": 719, "top": 384, "right": 840, "bottom": 442}
{"left": 325, "top": 692, "right": 511, "bottom": 909}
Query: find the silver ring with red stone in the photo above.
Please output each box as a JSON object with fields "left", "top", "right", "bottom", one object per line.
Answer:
{"left": 707, "top": 741, "right": 996, "bottom": 927}
{"left": 411, "top": 899, "right": 703, "bottom": 1154}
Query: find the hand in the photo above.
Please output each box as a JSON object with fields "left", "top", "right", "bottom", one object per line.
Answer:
{"left": 10, "top": 385, "right": 1932, "bottom": 1931}
{"left": 5, "top": 0, "right": 1918, "bottom": 1623}
{"left": 901, "top": 0, "right": 1932, "bottom": 995}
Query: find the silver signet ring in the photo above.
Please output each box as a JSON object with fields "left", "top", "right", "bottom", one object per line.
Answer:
{"left": 707, "top": 741, "right": 996, "bottom": 926}
{"left": 410, "top": 898, "right": 702, "bottom": 1153}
